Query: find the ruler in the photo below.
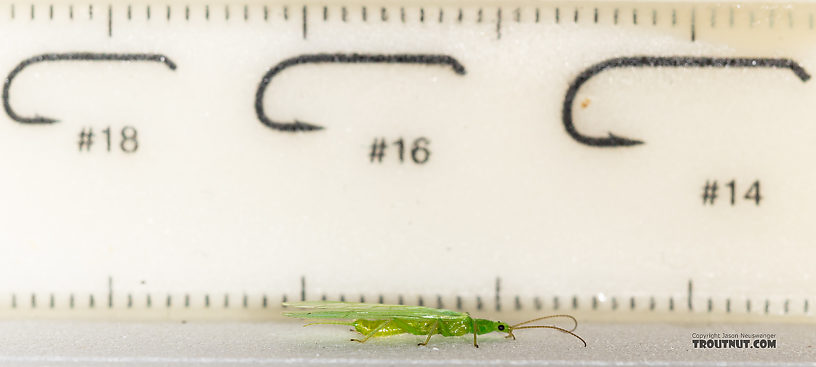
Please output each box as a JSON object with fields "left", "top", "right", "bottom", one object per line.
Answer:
{"left": 1, "top": 0, "right": 814, "bottom": 322}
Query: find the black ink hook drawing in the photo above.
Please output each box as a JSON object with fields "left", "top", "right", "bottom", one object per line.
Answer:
{"left": 255, "top": 53, "right": 467, "bottom": 132}
{"left": 562, "top": 56, "right": 811, "bottom": 147}
{"left": 3, "top": 53, "right": 177, "bottom": 124}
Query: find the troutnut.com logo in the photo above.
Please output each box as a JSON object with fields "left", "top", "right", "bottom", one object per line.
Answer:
{"left": 692, "top": 333, "right": 777, "bottom": 349}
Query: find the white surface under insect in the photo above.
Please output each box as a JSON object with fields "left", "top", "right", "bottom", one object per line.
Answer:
{"left": 0, "top": 321, "right": 812, "bottom": 366}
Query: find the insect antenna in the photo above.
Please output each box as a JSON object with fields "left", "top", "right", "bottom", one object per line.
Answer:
{"left": 511, "top": 325, "right": 587, "bottom": 347}
{"left": 510, "top": 314, "right": 578, "bottom": 332}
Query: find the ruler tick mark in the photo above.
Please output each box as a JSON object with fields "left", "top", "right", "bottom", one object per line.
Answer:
{"left": 456, "top": 296, "right": 462, "bottom": 310}
{"left": 49, "top": 4, "right": 52, "bottom": 20}
{"left": 380, "top": 7, "right": 386, "bottom": 22}
{"left": 805, "top": 299, "right": 810, "bottom": 313}
{"left": 746, "top": 299, "right": 752, "bottom": 313}
{"left": 146, "top": 294, "right": 151, "bottom": 308}
{"left": 477, "top": 8, "right": 482, "bottom": 23}
{"left": 687, "top": 279, "right": 693, "bottom": 310}
{"left": 378, "top": 295, "right": 384, "bottom": 304}
{"left": 534, "top": 297, "right": 541, "bottom": 310}
{"left": 243, "top": 294, "right": 248, "bottom": 308}
{"left": 555, "top": 7, "right": 560, "bottom": 23}
{"left": 613, "top": 8, "right": 618, "bottom": 24}
{"left": 302, "top": 6, "right": 307, "bottom": 39}
{"left": 495, "top": 277, "right": 501, "bottom": 311}
{"left": 438, "top": 8, "right": 443, "bottom": 23}
{"left": 185, "top": 5, "right": 190, "bottom": 21}
{"left": 592, "top": 296, "right": 598, "bottom": 310}
{"left": 784, "top": 299, "right": 789, "bottom": 314}
{"left": 107, "top": 276, "right": 113, "bottom": 308}
{"left": 398, "top": 295, "right": 404, "bottom": 305}
{"left": 649, "top": 297, "right": 655, "bottom": 311}
{"left": 146, "top": 5, "right": 151, "bottom": 20}
{"left": 88, "top": 4, "right": 93, "bottom": 20}
{"left": 30, "top": 4, "right": 33, "bottom": 20}
{"left": 166, "top": 295, "right": 171, "bottom": 308}
{"left": 89, "top": 294, "right": 95, "bottom": 308}
{"left": 49, "top": 294, "right": 54, "bottom": 309}
{"left": 420, "top": 7, "right": 424, "bottom": 23}
{"left": 30, "top": 293, "right": 35, "bottom": 309}
{"left": 436, "top": 295, "right": 443, "bottom": 309}
{"left": 652, "top": 9, "right": 657, "bottom": 25}
{"left": 514, "top": 296, "right": 521, "bottom": 311}
{"left": 205, "top": 5, "right": 209, "bottom": 20}
{"left": 671, "top": 9, "right": 676, "bottom": 26}
{"left": 167, "top": 5, "right": 171, "bottom": 21}
{"left": 185, "top": 294, "right": 190, "bottom": 308}
{"left": 707, "top": 298, "right": 712, "bottom": 312}
{"left": 361, "top": 6, "right": 366, "bottom": 22}
{"left": 339, "top": 294, "right": 346, "bottom": 302}
{"left": 262, "top": 295, "right": 268, "bottom": 308}
{"left": 496, "top": 8, "right": 501, "bottom": 40}
{"left": 265, "top": 5, "right": 269, "bottom": 21}
{"left": 342, "top": 6, "right": 347, "bottom": 22}
{"left": 726, "top": 298, "right": 731, "bottom": 313}
{"left": 69, "top": 294, "right": 74, "bottom": 309}
{"left": 612, "top": 297, "right": 618, "bottom": 310}
{"left": 225, "top": 5, "right": 229, "bottom": 20}
{"left": 284, "top": 6, "right": 288, "bottom": 20}
{"left": 633, "top": 9, "right": 637, "bottom": 25}
{"left": 300, "top": 276, "right": 306, "bottom": 301}
{"left": 594, "top": 8, "right": 598, "bottom": 23}
{"left": 476, "top": 296, "right": 483, "bottom": 310}
{"left": 127, "top": 5, "right": 131, "bottom": 20}
{"left": 764, "top": 299, "right": 770, "bottom": 314}
{"left": 107, "top": 5, "right": 112, "bottom": 37}
{"left": 321, "top": 6, "right": 325, "bottom": 21}
{"left": 572, "top": 296, "right": 578, "bottom": 310}
{"left": 513, "top": 8, "right": 520, "bottom": 23}
{"left": 223, "top": 294, "right": 229, "bottom": 308}
{"left": 536, "top": 8, "right": 540, "bottom": 23}
{"left": 244, "top": 5, "right": 248, "bottom": 21}
{"left": 127, "top": 294, "right": 132, "bottom": 308}
{"left": 359, "top": 295, "right": 365, "bottom": 303}
{"left": 457, "top": 8, "right": 462, "bottom": 22}
{"left": 10, "top": 4, "right": 14, "bottom": 19}
{"left": 574, "top": 8, "right": 578, "bottom": 23}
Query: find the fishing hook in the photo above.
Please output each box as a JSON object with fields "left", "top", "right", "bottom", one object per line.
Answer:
{"left": 255, "top": 53, "right": 467, "bottom": 132}
{"left": 3, "top": 52, "right": 177, "bottom": 124}
{"left": 562, "top": 56, "right": 811, "bottom": 147}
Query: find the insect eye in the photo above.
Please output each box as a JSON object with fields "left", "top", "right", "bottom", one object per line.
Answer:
{"left": 498, "top": 325, "right": 505, "bottom": 331}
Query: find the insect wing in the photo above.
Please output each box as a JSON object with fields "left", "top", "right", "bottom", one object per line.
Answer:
{"left": 282, "top": 301, "right": 467, "bottom": 320}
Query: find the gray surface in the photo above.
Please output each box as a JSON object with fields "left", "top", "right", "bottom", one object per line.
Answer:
{"left": 0, "top": 321, "right": 813, "bottom": 366}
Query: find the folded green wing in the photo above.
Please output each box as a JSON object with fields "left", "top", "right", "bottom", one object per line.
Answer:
{"left": 283, "top": 301, "right": 468, "bottom": 320}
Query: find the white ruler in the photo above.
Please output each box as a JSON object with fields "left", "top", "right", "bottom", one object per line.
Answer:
{"left": 0, "top": 0, "right": 814, "bottom": 321}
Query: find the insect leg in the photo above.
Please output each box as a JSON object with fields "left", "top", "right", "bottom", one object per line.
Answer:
{"left": 471, "top": 316, "right": 479, "bottom": 348}
{"left": 417, "top": 320, "right": 440, "bottom": 346}
{"left": 350, "top": 320, "right": 392, "bottom": 343}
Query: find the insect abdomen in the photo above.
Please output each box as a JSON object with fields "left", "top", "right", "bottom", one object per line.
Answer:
{"left": 353, "top": 319, "right": 412, "bottom": 337}
{"left": 353, "top": 318, "right": 472, "bottom": 337}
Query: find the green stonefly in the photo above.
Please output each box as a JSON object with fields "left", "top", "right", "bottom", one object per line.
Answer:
{"left": 283, "top": 301, "right": 587, "bottom": 348}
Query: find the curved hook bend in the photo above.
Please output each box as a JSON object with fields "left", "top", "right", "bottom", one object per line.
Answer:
{"left": 255, "top": 53, "right": 467, "bottom": 132}
{"left": 562, "top": 56, "right": 811, "bottom": 147}
{"left": 3, "top": 53, "right": 177, "bottom": 124}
